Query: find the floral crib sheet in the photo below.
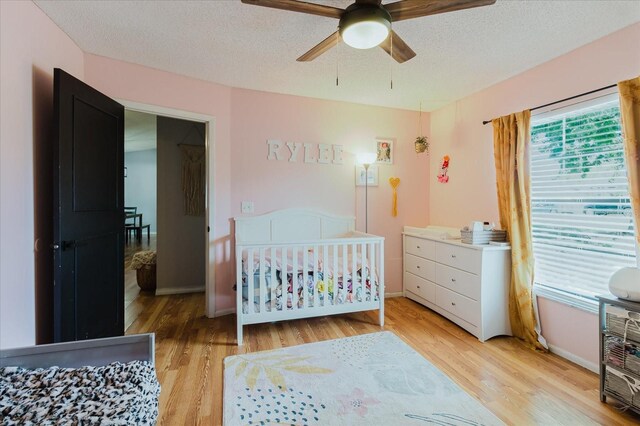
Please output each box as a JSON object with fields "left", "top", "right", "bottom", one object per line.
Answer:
{"left": 241, "top": 252, "right": 380, "bottom": 314}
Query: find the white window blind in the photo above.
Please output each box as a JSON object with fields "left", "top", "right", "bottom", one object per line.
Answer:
{"left": 530, "top": 95, "right": 637, "bottom": 300}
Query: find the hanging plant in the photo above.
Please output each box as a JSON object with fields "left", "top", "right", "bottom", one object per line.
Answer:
{"left": 414, "top": 136, "right": 429, "bottom": 154}
{"left": 415, "top": 102, "right": 429, "bottom": 154}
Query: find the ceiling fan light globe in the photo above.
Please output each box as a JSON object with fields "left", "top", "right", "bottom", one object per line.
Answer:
{"left": 341, "top": 21, "right": 389, "bottom": 49}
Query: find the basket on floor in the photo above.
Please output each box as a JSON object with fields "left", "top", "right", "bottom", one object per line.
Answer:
{"left": 131, "top": 250, "right": 157, "bottom": 292}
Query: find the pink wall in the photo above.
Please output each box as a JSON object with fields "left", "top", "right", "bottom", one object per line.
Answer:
{"left": 84, "top": 56, "right": 429, "bottom": 312}
{"left": 83, "top": 53, "right": 233, "bottom": 315}
{"left": 0, "top": 1, "right": 85, "bottom": 349}
{"left": 429, "top": 23, "right": 640, "bottom": 367}
{"left": 229, "top": 88, "right": 430, "bottom": 306}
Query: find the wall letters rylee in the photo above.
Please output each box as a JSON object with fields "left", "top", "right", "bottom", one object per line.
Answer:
{"left": 267, "top": 140, "right": 343, "bottom": 164}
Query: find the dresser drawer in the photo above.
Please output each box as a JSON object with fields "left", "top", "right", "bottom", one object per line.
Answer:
{"left": 405, "top": 236, "right": 436, "bottom": 260}
{"left": 435, "top": 263, "right": 480, "bottom": 301}
{"left": 405, "top": 253, "right": 435, "bottom": 281}
{"left": 404, "top": 272, "right": 436, "bottom": 304}
{"left": 436, "top": 286, "right": 479, "bottom": 327}
{"left": 435, "top": 242, "right": 481, "bottom": 274}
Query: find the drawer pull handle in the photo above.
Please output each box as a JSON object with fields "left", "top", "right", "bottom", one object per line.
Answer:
{"left": 417, "top": 245, "right": 421, "bottom": 249}
{"left": 451, "top": 302, "right": 456, "bottom": 306}
{"left": 417, "top": 285, "right": 420, "bottom": 289}
{"left": 451, "top": 278, "right": 456, "bottom": 282}
{"left": 451, "top": 254, "right": 457, "bottom": 258}
{"left": 416, "top": 265, "right": 420, "bottom": 269}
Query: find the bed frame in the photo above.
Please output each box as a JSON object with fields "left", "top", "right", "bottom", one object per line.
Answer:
{"left": 0, "top": 333, "right": 155, "bottom": 369}
{"left": 235, "top": 209, "right": 385, "bottom": 345}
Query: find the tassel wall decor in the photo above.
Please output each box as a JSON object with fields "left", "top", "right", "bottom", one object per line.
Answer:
{"left": 389, "top": 177, "right": 400, "bottom": 217}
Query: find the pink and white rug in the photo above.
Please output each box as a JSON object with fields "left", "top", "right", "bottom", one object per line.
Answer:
{"left": 223, "top": 331, "right": 503, "bottom": 425}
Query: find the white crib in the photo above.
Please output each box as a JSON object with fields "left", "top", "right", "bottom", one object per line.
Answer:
{"left": 234, "top": 209, "right": 385, "bottom": 345}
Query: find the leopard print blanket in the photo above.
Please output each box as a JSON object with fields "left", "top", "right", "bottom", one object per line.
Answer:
{"left": 0, "top": 360, "right": 160, "bottom": 425}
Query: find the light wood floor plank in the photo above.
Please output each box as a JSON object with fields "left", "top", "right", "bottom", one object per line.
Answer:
{"left": 126, "top": 294, "right": 640, "bottom": 425}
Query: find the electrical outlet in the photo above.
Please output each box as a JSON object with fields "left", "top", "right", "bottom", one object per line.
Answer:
{"left": 241, "top": 201, "right": 254, "bottom": 214}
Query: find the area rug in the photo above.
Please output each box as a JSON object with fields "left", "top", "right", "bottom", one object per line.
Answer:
{"left": 223, "top": 331, "right": 503, "bottom": 425}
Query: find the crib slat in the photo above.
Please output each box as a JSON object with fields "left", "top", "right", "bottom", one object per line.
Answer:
{"left": 322, "top": 244, "right": 329, "bottom": 307}
{"left": 281, "top": 246, "right": 287, "bottom": 311}
{"left": 303, "top": 246, "right": 309, "bottom": 309}
{"left": 354, "top": 243, "right": 360, "bottom": 304}
{"left": 369, "top": 242, "right": 375, "bottom": 302}
{"left": 292, "top": 246, "right": 298, "bottom": 310}
{"left": 270, "top": 247, "right": 277, "bottom": 311}
{"left": 247, "top": 248, "right": 255, "bottom": 314}
{"left": 342, "top": 244, "right": 348, "bottom": 304}
{"left": 332, "top": 244, "right": 338, "bottom": 305}
{"left": 379, "top": 239, "right": 385, "bottom": 325}
{"left": 360, "top": 242, "right": 368, "bottom": 302}
{"left": 236, "top": 247, "right": 243, "bottom": 344}
{"left": 259, "top": 248, "right": 266, "bottom": 313}
{"left": 313, "top": 245, "right": 318, "bottom": 308}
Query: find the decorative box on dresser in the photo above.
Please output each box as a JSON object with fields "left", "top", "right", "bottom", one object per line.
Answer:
{"left": 402, "top": 226, "right": 512, "bottom": 342}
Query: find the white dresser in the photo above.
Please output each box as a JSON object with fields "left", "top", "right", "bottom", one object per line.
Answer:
{"left": 402, "top": 226, "right": 512, "bottom": 342}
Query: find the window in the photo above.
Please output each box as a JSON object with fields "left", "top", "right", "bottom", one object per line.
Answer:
{"left": 530, "top": 94, "right": 637, "bottom": 304}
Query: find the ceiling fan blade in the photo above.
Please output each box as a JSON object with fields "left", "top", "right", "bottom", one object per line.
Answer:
{"left": 241, "top": 0, "right": 343, "bottom": 19}
{"left": 297, "top": 31, "right": 340, "bottom": 62}
{"left": 385, "top": 0, "right": 496, "bottom": 22}
{"left": 379, "top": 30, "right": 416, "bottom": 63}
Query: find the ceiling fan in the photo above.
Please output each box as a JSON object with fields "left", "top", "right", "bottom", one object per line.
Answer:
{"left": 241, "top": 0, "right": 496, "bottom": 63}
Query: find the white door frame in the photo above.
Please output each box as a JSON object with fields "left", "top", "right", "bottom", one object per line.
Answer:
{"left": 119, "top": 99, "right": 216, "bottom": 318}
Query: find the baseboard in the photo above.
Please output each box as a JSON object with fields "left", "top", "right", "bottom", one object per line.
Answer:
{"left": 385, "top": 292, "right": 403, "bottom": 298}
{"left": 547, "top": 344, "right": 598, "bottom": 373}
{"left": 155, "top": 286, "right": 205, "bottom": 296}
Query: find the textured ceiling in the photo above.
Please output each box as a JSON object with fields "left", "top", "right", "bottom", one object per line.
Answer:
{"left": 35, "top": 0, "right": 640, "bottom": 111}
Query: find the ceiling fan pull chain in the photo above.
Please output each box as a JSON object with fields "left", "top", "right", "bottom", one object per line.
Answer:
{"left": 390, "top": 25, "right": 393, "bottom": 90}
{"left": 336, "top": 30, "right": 340, "bottom": 86}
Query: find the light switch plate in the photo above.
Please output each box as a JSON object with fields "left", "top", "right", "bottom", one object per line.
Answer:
{"left": 241, "top": 201, "right": 254, "bottom": 214}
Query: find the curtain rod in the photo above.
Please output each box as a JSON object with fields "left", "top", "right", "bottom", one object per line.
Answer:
{"left": 481, "top": 83, "right": 617, "bottom": 125}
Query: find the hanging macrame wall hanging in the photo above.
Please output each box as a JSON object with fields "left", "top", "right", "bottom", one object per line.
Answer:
{"left": 179, "top": 143, "right": 206, "bottom": 216}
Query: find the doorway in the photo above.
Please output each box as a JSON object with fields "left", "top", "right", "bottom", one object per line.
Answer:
{"left": 123, "top": 110, "right": 158, "bottom": 326}
{"left": 121, "top": 101, "right": 216, "bottom": 326}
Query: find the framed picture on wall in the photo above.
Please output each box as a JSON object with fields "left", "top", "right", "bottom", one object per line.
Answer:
{"left": 355, "top": 165, "right": 379, "bottom": 186}
{"left": 376, "top": 138, "right": 394, "bottom": 164}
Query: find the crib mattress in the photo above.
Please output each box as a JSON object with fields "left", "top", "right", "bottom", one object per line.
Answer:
{"left": 0, "top": 360, "right": 160, "bottom": 425}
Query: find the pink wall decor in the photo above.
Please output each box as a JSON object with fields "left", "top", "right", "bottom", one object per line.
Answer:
{"left": 437, "top": 155, "right": 450, "bottom": 183}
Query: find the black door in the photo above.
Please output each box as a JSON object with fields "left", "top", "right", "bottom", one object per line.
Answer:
{"left": 53, "top": 68, "right": 124, "bottom": 342}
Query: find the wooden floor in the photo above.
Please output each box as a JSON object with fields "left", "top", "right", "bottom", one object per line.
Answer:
{"left": 125, "top": 294, "right": 640, "bottom": 425}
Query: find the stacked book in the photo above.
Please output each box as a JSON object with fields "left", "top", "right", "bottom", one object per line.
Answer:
{"left": 460, "top": 229, "right": 507, "bottom": 245}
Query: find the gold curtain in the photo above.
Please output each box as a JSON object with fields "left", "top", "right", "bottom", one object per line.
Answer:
{"left": 618, "top": 76, "right": 640, "bottom": 245}
{"left": 492, "top": 110, "right": 545, "bottom": 350}
{"left": 179, "top": 144, "right": 206, "bottom": 216}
